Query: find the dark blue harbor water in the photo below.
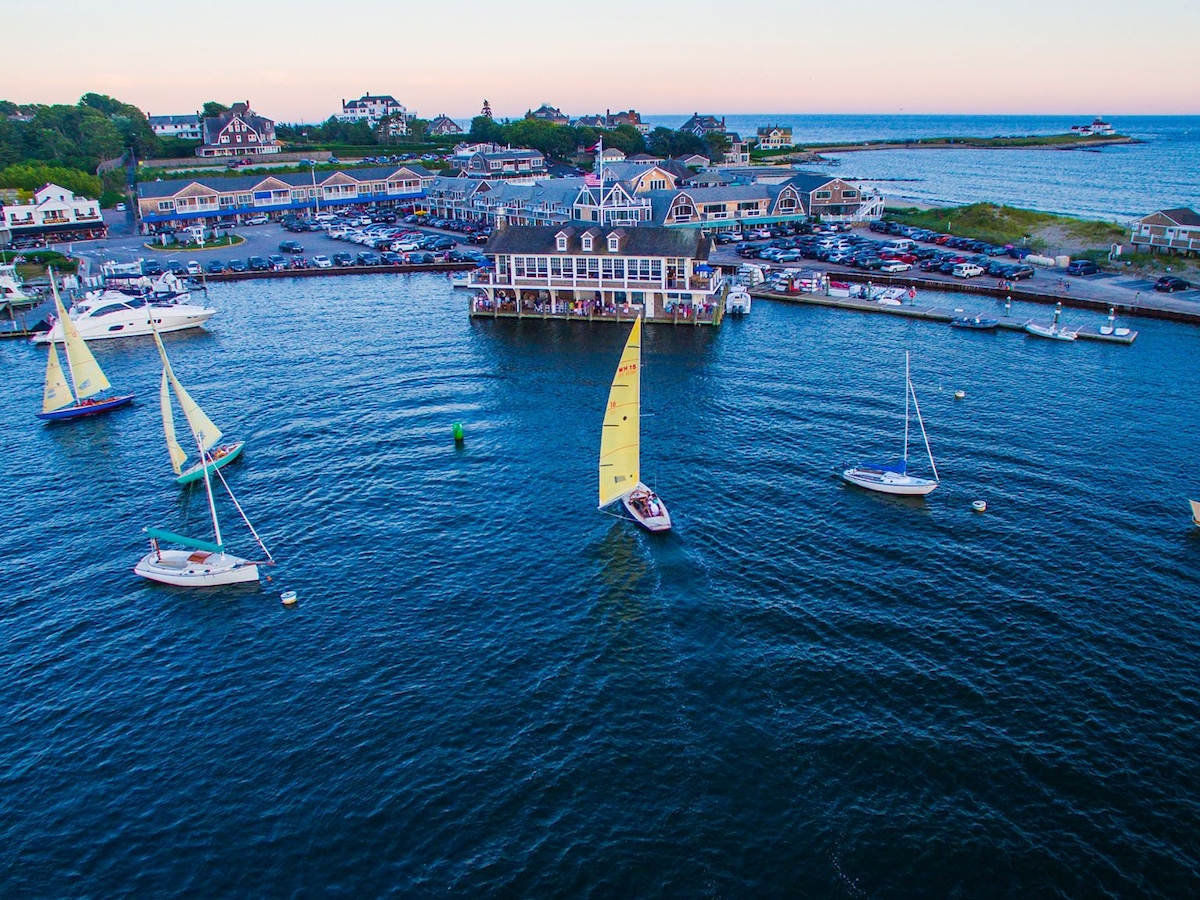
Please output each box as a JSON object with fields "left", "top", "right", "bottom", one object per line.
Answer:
{"left": 3, "top": 275, "right": 1200, "bottom": 897}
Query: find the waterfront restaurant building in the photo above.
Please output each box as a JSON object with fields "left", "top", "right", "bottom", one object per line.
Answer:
{"left": 136, "top": 165, "right": 433, "bottom": 231}
{"left": 2, "top": 183, "right": 107, "bottom": 245}
{"left": 469, "top": 224, "right": 722, "bottom": 323}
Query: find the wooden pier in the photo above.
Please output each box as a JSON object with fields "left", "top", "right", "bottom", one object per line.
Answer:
{"left": 748, "top": 289, "right": 1138, "bottom": 344}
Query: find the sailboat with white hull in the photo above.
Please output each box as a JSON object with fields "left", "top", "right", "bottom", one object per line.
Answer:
{"left": 37, "top": 271, "right": 135, "bottom": 421}
{"left": 136, "top": 332, "right": 270, "bottom": 587}
{"left": 842, "top": 351, "right": 940, "bottom": 496}
{"left": 152, "top": 331, "right": 244, "bottom": 485}
{"left": 598, "top": 316, "right": 672, "bottom": 532}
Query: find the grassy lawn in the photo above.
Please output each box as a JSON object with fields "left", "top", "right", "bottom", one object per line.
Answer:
{"left": 11, "top": 250, "right": 79, "bottom": 279}
{"left": 144, "top": 234, "right": 246, "bottom": 252}
{"left": 886, "top": 204, "right": 1126, "bottom": 252}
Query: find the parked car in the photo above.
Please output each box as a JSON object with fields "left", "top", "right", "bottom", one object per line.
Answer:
{"left": 247, "top": 256, "right": 269, "bottom": 271}
{"left": 115, "top": 202, "right": 127, "bottom": 212}
{"left": 228, "top": 259, "right": 248, "bottom": 273}
{"left": 289, "top": 256, "right": 309, "bottom": 270}
{"left": 185, "top": 261, "right": 202, "bottom": 276}
{"left": 312, "top": 255, "right": 333, "bottom": 268}
{"left": 279, "top": 240, "right": 304, "bottom": 253}
{"left": 953, "top": 263, "right": 984, "bottom": 278}
{"left": 245, "top": 214, "right": 269, "bottom": 226}
{"left": 880, "top": 261, "right": 911, "bottom": 273}
{"left": 164, "top": 259, "right": 185, "bottom": 275}
{"left": 1066, "top": 259, "right": 1099, "bottom": 276}
{"left": 267, "top": 254, "right": 287, "bottom": 271}
{"left": 206, "top": 260, "right": 226, "bottom": 274}
{"left": 357, "top": 251, "right": 381, "bottom": 266}
{"left": 141, "top": 259, "right": 163, "bottom": 276}
{"left": 1155, "top": 275, "right": 1191, "bottom": 292}
{"left": 332, "top": 252, "right": 355, "bottom": 266}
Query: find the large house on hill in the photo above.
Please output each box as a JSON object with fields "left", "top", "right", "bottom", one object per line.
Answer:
{"left": 528, "top": 104, "right": 569, "bottom": 126}
{"left": 197, "top": 102, "right": 281, "bottom": 158}
{"left": 148, "top": 114, "right": 202, "bottom": 141}
{"left": 681, "top": 113, "right": 726, "bottom": 138}
{"left": 429, "top": 115, "right": 463, "bottom": 136}
{"left": 339, "top": 93, "right": 408, "bottom": 131}
{"left": 756, "top": 125, "right": 794, "bottom": 149}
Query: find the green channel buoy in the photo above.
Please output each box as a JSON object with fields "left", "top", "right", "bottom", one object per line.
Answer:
{"left": 452, "top": 422, "right": 464, "bottom": 444}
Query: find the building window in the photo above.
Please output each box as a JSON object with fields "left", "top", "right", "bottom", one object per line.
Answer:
{"left": 581, "top": 234, "right": 593, "bottom": 251}
{"left": 649, "top": 178, "right": 666, "bottom": 191}
{"left": 607, "top": 235, "right": 620, "bottom": 251}
{"left": 814, "top": 190, "right": 832, "bottom": 200}
{"left": 843, "top": 190, "right": 858, "bottom": 200}
{"left": 556, "top": 235, "right": 567, "bottom": 251}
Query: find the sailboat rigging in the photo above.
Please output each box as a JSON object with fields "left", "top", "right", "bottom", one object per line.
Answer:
{"left": 37, "top": 269, "right": 135, "bottom": 421}
{"left": 842, "top": 351, "right": 940, "bottom": 496}
{"left": 598, "top": 316, "right": 672, "bottom": 532}
{"left": 135, "top": 331, "right": 270, "bottom": 587}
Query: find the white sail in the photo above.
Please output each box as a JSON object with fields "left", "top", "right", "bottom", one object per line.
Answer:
{"left": 53, "top": 284, "right": 110, "bottom": 399}
{"left": 41, "top": 341, "right": 75, "bottom": 413}
{"left": 160, "top": 370, "right": 189, "bottom": 474}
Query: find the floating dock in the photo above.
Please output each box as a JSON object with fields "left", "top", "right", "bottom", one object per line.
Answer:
{"left": 749, "top": 289, "right": 1138, "bottom": 344}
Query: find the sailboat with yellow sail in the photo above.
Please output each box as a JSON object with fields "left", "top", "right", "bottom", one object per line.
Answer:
{"left": 152, "top": 330, "right": 244, "bottom": 485}
{"left": 598, "top": 316, "right": 672, "bottom": 532}
{"left": 37, "top": 270, "right": 134, "bottom": 421}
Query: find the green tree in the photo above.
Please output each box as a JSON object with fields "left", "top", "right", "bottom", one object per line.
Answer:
{"left": 468, "top": 115, "right": 504, "bottom": 144}
{"left": 647, "top": 127, "right": 704, "bottom": 159}
{"left": 0, "top": 163, "right": 102, "bottom": 198}
{"left": 605, "top": 124, "right": 646, "bottom": 156}
{"left": 201, "top": 101, "right": 230, "bottom": 118}
{"left": 703, "top": 131, "right": 731, "bottom": 160}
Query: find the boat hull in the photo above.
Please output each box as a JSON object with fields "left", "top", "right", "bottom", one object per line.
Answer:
{"left": 620, "top": 483, "right": 672, "bottom": 532}
{"left": 951, "top": 317, "right": 998, "bottom": 330}
{"left": 176, "top": 441, "right": 245, "bottom": 485}
{"left": 32, "top": 304, "right": 216, "bottom": 343}
{"left": 37, "top": 394, "right": 135, "bottom": 421}
{"left": 135, "top": 549, "right": 260, "bottom": 587}
{"left": 1024, "top": 323, "right": 1077, "bottom": 341}
{"left": 842, "top": 467, "right": 938, "bottom": 496}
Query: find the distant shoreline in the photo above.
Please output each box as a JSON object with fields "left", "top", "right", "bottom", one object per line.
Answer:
{"left": 757, "top": 134, "right": 1139, "bottom": 163}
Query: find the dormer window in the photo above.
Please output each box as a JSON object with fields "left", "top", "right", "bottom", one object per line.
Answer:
{"left": 581, "top": 234, "right": 594, "bottom": 251}
{"left": 557, "top": 235, "right": 568, "bottom": 251}
{"left": 607, "top": 234, "right": 620, "bottom": 252}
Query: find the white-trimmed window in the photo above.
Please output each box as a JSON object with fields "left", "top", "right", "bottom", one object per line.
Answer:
{"left": 814, "top": 190, "right": 832, "bottom": 200}
{"left": 607, "top": 234, "right": 620, "bottom": 251}
{"left": 581, "top": 234, "right": 594, "bottom": 251}
{"left": 556, "top": 234, "right": 568, "bottom": 251}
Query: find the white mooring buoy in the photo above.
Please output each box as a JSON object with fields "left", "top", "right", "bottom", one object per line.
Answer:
{"left": 954, "top": 390, "right": 966, "bottom": 400}
{"left": 972, "top": 500, "right": 987, "bottom": 513}
{"left": 281, "top": 590, "right": 298, "bottom": 606}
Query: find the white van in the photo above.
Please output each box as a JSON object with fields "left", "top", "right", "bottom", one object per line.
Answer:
{"left": 883, "top": 238, "right": 915, "bottom": 252}
{"left": 952, "top": 263, "right": 984, "bottom": 278}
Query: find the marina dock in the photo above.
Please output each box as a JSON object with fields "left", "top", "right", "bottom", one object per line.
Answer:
{"left": 748, "top": 288, "right": 1138, "bottom": 344}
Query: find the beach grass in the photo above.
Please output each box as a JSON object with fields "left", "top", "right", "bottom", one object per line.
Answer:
{"left": 886, "top": 203, "right": 1126, "bottom": 251}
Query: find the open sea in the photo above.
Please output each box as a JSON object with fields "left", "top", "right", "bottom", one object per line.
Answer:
{"left": 643, "top": 114, "right": 1200, "bottom": 222}
{"left": 2, "top": 274, "right": 1199, "bottom": 897}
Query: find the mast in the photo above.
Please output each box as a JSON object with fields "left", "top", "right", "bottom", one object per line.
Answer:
{"left": 903, "top": 351, "right": 910, "bottom": 463}
{"left": 198, "top": 442, "right": 224, "bottom": 549}
{"left": 597, "top": 135, "right": 605, "bottom": 225}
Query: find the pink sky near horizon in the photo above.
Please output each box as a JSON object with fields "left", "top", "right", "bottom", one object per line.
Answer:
{"left": 6, "top": 0, "right": 1198, "bottom": 122}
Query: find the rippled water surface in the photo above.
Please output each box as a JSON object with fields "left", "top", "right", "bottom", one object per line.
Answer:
{"left": 2, "top": 275, "right": 1199, "bottom": 897}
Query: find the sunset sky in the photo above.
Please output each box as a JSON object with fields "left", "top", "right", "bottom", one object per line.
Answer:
{"left": 7, "top": 0, "right": 1198, "bottom": 122}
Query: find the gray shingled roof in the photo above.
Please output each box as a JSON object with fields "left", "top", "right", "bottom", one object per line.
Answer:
{"left": 485, "top": 225, "right": 710, "bottom": 259}
{"left": 136, "top": 164, "right": 432, "bottom": 199}
{"left": 1159, "top": 207, "right": 1200, "bottom": 226}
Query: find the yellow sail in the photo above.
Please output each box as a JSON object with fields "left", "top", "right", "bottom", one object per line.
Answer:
{"left": 41, "top": 341, "right": 75, "bottom": 413}
{"left": 53, "top": 283, "right": 110, "bottom": 399}
{"left": 160, "top": 370, "right": 189, "bottom": 474}
{"left": 598, "top": 317, "right": 641, "bottom": 508}
{"left": 151, "top": 329, "right": 223, "bottom": 452}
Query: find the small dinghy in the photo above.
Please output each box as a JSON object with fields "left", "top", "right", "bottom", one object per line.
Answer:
{"left": 1191, "top": 500, "right": 1200, "bottom": 528}
{"left": 1024, "top": 321, "right": 1078, "bottom": 341}
{"left": 951, "top": 315, "right": 999, "bottom": 330}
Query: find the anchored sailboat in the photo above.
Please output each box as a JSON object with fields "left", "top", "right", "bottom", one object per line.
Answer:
{"left": 152, "top": 330, "right": 244, "bottom": 485}
{"left": 598, "top": 316, "right": 672, "bottom": 532}
{"left": 843, "top": 351, "right": 940, "bottom": 496}
{"left": 37, "top": 271, "right": 135, "bottom": 421}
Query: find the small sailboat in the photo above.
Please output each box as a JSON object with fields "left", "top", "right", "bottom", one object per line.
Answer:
{"left": 37, "top": 271, "right": 135, "bottom": 421}
{"left": 152, "top": 330, "right": 244, "bottom": 485}
{"left": 598, "top": 316, "right": 671, "bottom": 532}
{"left": 843, "top": 351, "right": 940, "bottom": 497}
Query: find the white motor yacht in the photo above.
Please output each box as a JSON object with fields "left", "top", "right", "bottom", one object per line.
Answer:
{"left": 32, "top": 291, "right": 216, "bottom": 343}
